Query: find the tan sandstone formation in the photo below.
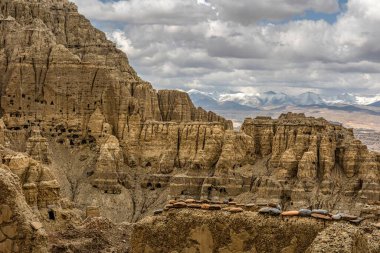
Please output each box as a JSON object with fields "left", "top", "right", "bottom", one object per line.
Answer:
{"left": 240, "top": 113, "right": 380, "bottom": 215}
{"left": 0, "top": 0, "right": 378, "bottom": 221}
{"left": 0, "top": 144, "right": 60, "bottom": 209}
{"left": 0, "top": 167, "right": 48, "bottom": 253}
{"left": 0, "top": 0, "right": 231, "bottom": 137}
{"left": 0, "top": 0, "right": 379, "bottom": 252}
{"left": 130, "top": 209, "right": 379, "bottom": 253}
{"left": 0, "top": 0, "right": 235, "bottom": 221}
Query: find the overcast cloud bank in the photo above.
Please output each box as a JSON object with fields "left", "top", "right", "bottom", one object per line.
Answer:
{"left": 73, "top": 0, "right": 380, "bottom": 96}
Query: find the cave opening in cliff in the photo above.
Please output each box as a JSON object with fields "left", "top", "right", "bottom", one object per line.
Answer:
{"left": 48, "top": 210, "right": 55, "bottom": 220}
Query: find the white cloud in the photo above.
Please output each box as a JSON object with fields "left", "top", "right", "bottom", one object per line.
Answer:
{"left": 108, "top": 30, "right": 139, "bottom": 57}
{"left": 72, "top": 0, "right": 215, "bottom": 25}
{"left": 73, "top": 0, "right": 380, "bottom": 95}
{"left": 197, "top": 0, "right": 211, "bottom": 7}
{"left": 208, "top": 0, "right": 340, "bottom": 25}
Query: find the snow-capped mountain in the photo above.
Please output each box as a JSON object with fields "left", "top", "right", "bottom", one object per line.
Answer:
{"left": 323, "top": 93, "right": 357, "bottom": 104}
{"left": 370, "top": 101, "right": 380, "bottom": 107}
{"left": 218, "top": 91, "right": 294, "bottom": 107}
{"left": 355, "top": 95, "right": 380, "bottom": 105}
{"left": 188, "top": 89, "right": 380, "bottom": 109}
{"left": 259, "top": 91, "right": 293, "bottom": 106}
{"left": 293, "top": 92, "right": 325, "bottom": 106}
{"left": 188, "top": 89, "right": 255, "bottom": 111}
{"left": 323, "top": 93, "right": 380, "bottom": 106}
{"left": 189, "top": 89, "right": 325, "bottom": 108}
{"left": 218, "top": 93, "right": 261, "bottom": 107}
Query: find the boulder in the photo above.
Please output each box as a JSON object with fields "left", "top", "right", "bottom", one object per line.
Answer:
{"left": 311, "top": 213, "right": 332, "bottom": 220}
{"left": 311, "top": 209, "right": 329, "bottom": 215}
{"left": 281, "top": 211, "right": 299, "bottom": 216}
{"left": 201, "top": 204, "right": 210, "bottom": 210}
{"left": 208, "top": 205, "right": 222, "bottom": 210}
{"left": 229, "top": 207, "right": 244, "bottom": 213}
{"left": 258, "top": 207, "right": 281, "bottom": 216}
{"left": 299, "top": 209, "right": 312, "bottom": 217}
{"left": 173, "top": 202, "right": 187, "bottom": 208}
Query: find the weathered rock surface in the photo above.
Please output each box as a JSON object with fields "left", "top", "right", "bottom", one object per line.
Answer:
{"left": 0, "top": 0, "right": 379, "bottom": 251}
{"left": 0, "top": 0, "right": 235, "bottom": 219}
{"left": 0, "top": 0, "right": 231, "bottom": 137}
{"left": 130, "top": 209, "right": 379, "bottom": 253}
{"left": 240, "top": 113, "right": 380, "bottom": 216}
{"left": 0, "top": 168, "right": 48, "bottom": 252}
{"left": 0, "top": 151, "right": 59, "bottom": 209}
{"left": 0, "top": 0, "right": 378, "bottom": 221}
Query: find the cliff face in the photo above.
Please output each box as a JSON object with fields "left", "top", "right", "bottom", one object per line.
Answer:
{"left": 0, "top": 0, "right": 379, "bottom": 233}
{"left": 131, "top": 210, "right": 379, "bottom": 253}
{"left": 135, "top": 113, "right": 379, "bottom": 217}
{"left": 239, "top": 113, "right": 380, "bottom": 213}
{"left": 0, "top": 167, "right": 49, "bottom": 253}
{"left": 0, "top": 0, "right": 231, "bottom": 136}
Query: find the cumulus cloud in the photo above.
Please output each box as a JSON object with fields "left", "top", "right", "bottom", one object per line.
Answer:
{"left": 72, "top": 0, "right": 215, "bottom": 25}
{"left": 73, "top": 0, "right": 380, "bottom": 95}
{"left": 209, "top": 0, "right": 340, "bottom": 25}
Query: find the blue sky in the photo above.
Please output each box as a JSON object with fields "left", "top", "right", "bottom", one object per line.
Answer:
{"left": 73, "top": 0, "right": 380, "bottom": 96}
{"left": 293, "top": 0, "right": 347, "bottom": 23}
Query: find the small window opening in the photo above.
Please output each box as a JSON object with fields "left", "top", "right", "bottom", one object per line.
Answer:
{"left": 48, "top": 210, "right": 55, "bottom": 220}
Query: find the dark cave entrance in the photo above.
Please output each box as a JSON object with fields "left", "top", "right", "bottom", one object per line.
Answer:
{"left": 48, "top": 210, "right": 56, "bottom": 220}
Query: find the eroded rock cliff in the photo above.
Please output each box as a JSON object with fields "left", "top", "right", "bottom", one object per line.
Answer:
{"left": 0, "top": 0, "right": 231, "bottom": 136}
{"left": 0, "top": 167, "right": 48, "bottom": 253}
{"left": 130, "top": 209, "right": 379, "bottom": 253}
{"left": 240, "top": 113, "right": 380, "bottom": 214}
{"left": 0, "top": 0, "right": 379, "bottom": 252}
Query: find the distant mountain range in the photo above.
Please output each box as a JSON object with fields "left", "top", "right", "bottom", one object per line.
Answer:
{"left": 370, "top": 101, "right": 380, "bottom": 107}
{"left": 188, "top": 89, "right": 380, "bottom": 110}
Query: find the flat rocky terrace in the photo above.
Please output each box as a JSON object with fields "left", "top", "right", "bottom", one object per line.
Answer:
{"left": 132, "top": 207, "right": 380, "bottom": 253}
{"left": 46, "top": 204, "right": 380, "bottom": 253}
{"left": 54, "top": 198, "right": 380, "bottom": 252}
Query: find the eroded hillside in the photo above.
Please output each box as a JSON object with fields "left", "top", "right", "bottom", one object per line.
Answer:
{"left": 0, "top": 0, "right": 379, "bottom": 252}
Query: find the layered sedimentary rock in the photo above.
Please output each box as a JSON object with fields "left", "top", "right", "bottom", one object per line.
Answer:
{"left": 26, "top": 127, "right": 51, "bottom": 164}
{"left": 0, "top": 145, "right": 60, "bottom": 208}
{"left": 132, "top": 112, "right": 379, "bottom": 218}
{"left": 131, "top": 210, "right": 379, "bottom": 253}
{"left": 0, "top": 0, "right": 379, "bottom": 237}
{"left": 240, "top": 113, "right": 380, "bottom": 213}
{"left": 0, "top": 117, "right": 60, "bottom": 211}
{"left": 0, "top": 0, "right": 231, "bottom": 138}
{"left": 0, "top": 168, "right": 48, "bottom": 253}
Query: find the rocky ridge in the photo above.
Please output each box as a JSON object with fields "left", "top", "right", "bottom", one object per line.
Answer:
{"left": 131, "top": 209, "right": 380, "bottom": 253}
{"left": 0, "top": 168, "right": 48, "bottom": 253}
{"left": 0, "top": 0, "right": 379, "bottom": 252}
